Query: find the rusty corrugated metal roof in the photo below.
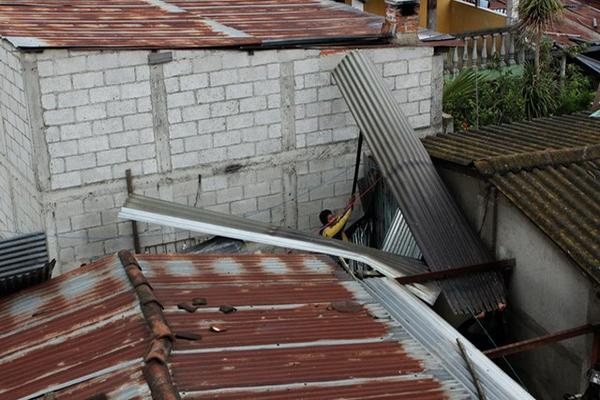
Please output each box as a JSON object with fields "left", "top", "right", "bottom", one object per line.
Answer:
{"left": 0, "top": 251, "right": 472, "bottom": 399}
{"left": 0, "top": 250, "right": 534, "bottom": 398}
{"left": 548, "top": 0, "right": 600, "bottom": 45}
{"left": 422, "top": 112, "right": 600, "bottom": 284}
{"left": 136, "top": 253, "right": 468, "bottom": 399}
{"left": 0, "top": 255, "right": 152, "bottom": 399}
{"left": 0, "top": 0, "right": 385, "bottom": 49}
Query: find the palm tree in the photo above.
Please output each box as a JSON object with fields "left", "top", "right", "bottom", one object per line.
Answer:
{"left": 518, "top": 0, "right": 564, "bottom": 78}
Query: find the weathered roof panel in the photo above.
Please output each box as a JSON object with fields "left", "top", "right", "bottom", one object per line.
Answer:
{"left": 0, "top": 255, "right": 151, "bottom": 400}
{"left": 422, "top": 112, "right": 600, "bottom": 284}
{"left": 0, "top": 0, "right": 385, "bottom": 49}
{"left": 0, "top": 251, "right": 531, "bottom": 399}
{"left": 332, "top": 51, "right": 505, "bottom": 315}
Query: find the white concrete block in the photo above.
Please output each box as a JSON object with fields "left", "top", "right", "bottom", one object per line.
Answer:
{"left": 168, "top": 91, "right": 195, "bottom": 108}
{"left": 107, "top": 100, "right": 136, "bottom": 117}
{"left": 217, "top": 187, "right": 243, "bottom": 203}
{"left": 184, "top": 135, "right": 212, "bottom": 151}
{"left": 408, "top": 86, "right": 431, "bottom": 101}
{"left": 105, "top": 67, "right": 136, "bottom": 85}
{"left": 65, "top": 153, "right": 96, "bottom": 171}
{"left": 81, "top": 165, "right": 112, "bottom": 184}
{"left": 48, "top": 140, "right": 78, "bottom": 157}
{"left": 76, "top": 104, "right": 107, "bottom": 122}
{"left": 60, "top": 122, "right": 92, "bottom": 140}
{"left": 214, "top": 131, "right": 241, "bottom": 147}
{"left": 192, "top": 55, "right": 223, "bottom": 73}
{"left": 169, "top": 122, "right": 197, "bottom": 138}
{"left": 294, "top": 58, "right": 320, "bottom": 75}
{"left": 40, "top": 76, "right": 72, "bottom": 94}
{"left": 78, "top": 135, "right": 109, "bottom": 153}
{"left": 97, "top": 148, "right": 126, "bottom": 166}
{"left": 225, "top": 83, "right": 253, "bottom": 100}
{"left": 109, "top": 131, "right": 139, "bottom": 148}
{"left": 124, "top": 113, "right": 153, "bottom": 130}
{"left": 196, "top": 87, "right": 225, "bottom": 104}
{"left": 239, "top": 66, "right": 267, "bottom": 82}
{"left": 58, "top": 90, "right": 89, "bottom": 108}
{"left": 210, "top": 70, "right": 239, "bottom": 86}
{"left": 164, "top": 59, "right": 192, "bottom": 78}
{"left": 181, "top": 104, "right": 210, "bottom": 122}
{"left": 227, "top": 143, "right": 255, "bottom": 159}
{"left": 120, "top": 82, "right": 150, "bottom": 99}
{"left": 90, "top": 86, "right": 120, "bottom": 103}
{"left": 254, "top": 109, "right": 280, "bottom": 125}
{"left": 395, "top": 73, "right": 419, "bottom": 89}
{"left": 44, "top": 108, "right": 75, "bottom": 125}
{"left": 71, "top": 212, "right": 101, "bottom": 230}
{"left": 226, "top": 113, "right": 254, "bottom": 130}
{"left": 210, "top": 101, "right": 239, "bottom": 117}
{"left": 180, "top": 73, "right": 209, "bottom": 90}
{"left": 73, "top": 71, "right": 104, "bottom": 89}
{"left": 127, "top": 143, "right": 155, "bottom": 161}
{"left": 54, "top": 56, "right": 86, "bottom": 75}
{"left": 409, "top": 57, "right": 432, "bottom": 73}
{"left": 86, "top": 53, "right": 120, "bottom": 71}
{"left": 254, "top": 80, "right": 279, "bottom": 96}
{"left": 384, "top": 60, "right": 408, "bottom": 76}
{"left": 240, "top": 96, "right": 267, "bottom": 113}
{"left": 41, "top": 94, "right": 56, "bottom": 110}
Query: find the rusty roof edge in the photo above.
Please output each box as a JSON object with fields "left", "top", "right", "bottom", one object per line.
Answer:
{"left": 474, "top": 143, "right": 600, "bottom": 176}
{"left": 118, "top": 250, "right": 181, "bottom": 400}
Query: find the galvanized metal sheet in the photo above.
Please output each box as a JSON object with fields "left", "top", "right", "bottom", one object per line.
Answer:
{"left": 363, "top": 277, "right": 535, "bottom": 400}
{"left": 0, "top": 232, "right": 52, "bottom": 297}
{"left": 333, "top": 51, "right": 505, "bottom": 315}
{"left": 119, "top": 194, "right": 429, "bottom": 279}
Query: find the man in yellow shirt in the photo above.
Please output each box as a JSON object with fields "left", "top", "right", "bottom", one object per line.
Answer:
{"left": 318, "top": 196, "right": 354, "bottom": 241}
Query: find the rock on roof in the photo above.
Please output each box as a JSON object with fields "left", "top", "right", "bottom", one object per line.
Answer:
{"left": 422, "top": 112, "right": 600, "bottom": 284}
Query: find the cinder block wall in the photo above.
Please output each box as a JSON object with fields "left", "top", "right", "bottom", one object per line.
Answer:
{"left": 0, "top": 40, "right": 42, "bottom": 238}
{"left": 1, "top": 42, "right": 442, "bottom": 273}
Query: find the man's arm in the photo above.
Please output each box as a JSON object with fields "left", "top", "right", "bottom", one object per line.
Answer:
{"left": 322, "top": 207, "right": 352, "bottom": 238}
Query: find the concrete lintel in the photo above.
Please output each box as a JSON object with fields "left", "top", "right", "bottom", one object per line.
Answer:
{"left": 43, "top": 140, "right": 359, "bottom": 203}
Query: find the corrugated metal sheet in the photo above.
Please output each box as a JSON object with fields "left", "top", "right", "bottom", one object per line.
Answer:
{"left": 422, "top": 113, "right": 600, "bottom": 284}
{"left": 0, "top": 232, "right": 53, "bottom": 297}
{"left": 0, "top": 255, "right": 151, "bottom": 400}
{"left": 382, "top": 209, "right": 423, "bottom": 259}
{"left": 118, "top": 194, "right": 429, "bottom": 278}
{"left": 363, "top": 277, "right": 534, "bottom": 400}
{"left": 138, "top": 253, "right": 470, "bottom": 399}
{"left": 549, "top": 0, "right": 600, "bottom": 45}
{"left": 422, "top": 112, "right": 600, "bottom": 165}
{"left": 0, "top": 0, "right": 384, "bottom": 49}
{"left": 0, "top": 251, "right": 529, "bottom": 399}
{"left": 333, "top": 51, "right": 505, "bottom": 315}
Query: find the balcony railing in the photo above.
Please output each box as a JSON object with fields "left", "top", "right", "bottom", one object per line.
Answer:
{"left": 444, "top": 26, "right": 531, "bottom": 74}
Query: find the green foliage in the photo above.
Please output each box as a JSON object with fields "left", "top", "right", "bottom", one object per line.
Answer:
{"left": 443, "top": 58, "right": 595, "bottom": 131}
{"left": 517, "top": 0, "right": 564, "bottom": 37}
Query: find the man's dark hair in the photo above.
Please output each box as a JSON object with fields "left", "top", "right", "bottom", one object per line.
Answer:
{"left": 319, "top": 209, "right": 333, "bottom": 225}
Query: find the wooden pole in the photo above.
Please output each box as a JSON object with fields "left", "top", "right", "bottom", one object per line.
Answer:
{"left": 351, "top": 132, "right": 364, "bottom": 196}
{"left": 484, "top": 324, "right": 600, "bottom": 359}
{"left": 125, "top": 169, "right": 141, "bottom": 254}
{"left": 396, "top": 259, "right": 514, "bottom": 285}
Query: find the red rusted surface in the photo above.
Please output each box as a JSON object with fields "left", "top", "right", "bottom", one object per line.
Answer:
{"left": 167, "top": 304, "right": 388, "bottom": 350}
{"left": 0, "top": 0, "right": 383, "bottom": 49}
{"left": 171, "top": 342, "right": 423, "bottom": 391}
{"left": 0, "top": 252, "right": 462, "bottom": 399}
{"left": 0, "top": 255, "right": 153, "bottom": 399}
{"left": 52, "top": 365, "right": 150, "bottom": 400}
{"left": 548, "top": 0, "right": 600, "bottom": 44}
{"left": 185, "top": 378, "right": 449, "bottom": 399}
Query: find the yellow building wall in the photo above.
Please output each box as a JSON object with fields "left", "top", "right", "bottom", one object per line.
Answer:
{"left": 447, "top": 0, "right": 507, "bottom": 33}
{"left": 356, "top": 0, "right": 506, "bottom": 34}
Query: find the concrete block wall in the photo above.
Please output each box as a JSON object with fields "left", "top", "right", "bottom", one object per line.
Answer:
{"left": 0, "top": 40, "right": 42, "bottom": 238}
{"left": 10, "top": 43, "right": 441, "bottom": 272}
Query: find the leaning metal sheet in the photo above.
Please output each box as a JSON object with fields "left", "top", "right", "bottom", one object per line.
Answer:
{"left": 119, "top": 194, "right": 439, "bottom": 304}
{"left": 333, "top": 51, "right": 505, "bottom": 314}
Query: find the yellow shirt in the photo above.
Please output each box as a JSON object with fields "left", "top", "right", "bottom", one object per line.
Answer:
{"left": 321, "top": 207, "right": 352, "bottom": 241}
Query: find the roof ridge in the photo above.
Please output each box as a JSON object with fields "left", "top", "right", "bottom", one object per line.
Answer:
{"left": 474, "top": 143, "right": 600, "bottom": 175}
{"left": 118, "top": 250, "right": 181, "bottom": 400}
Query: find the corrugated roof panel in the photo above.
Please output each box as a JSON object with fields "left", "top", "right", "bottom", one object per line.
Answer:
{"left": 142, "top": 253, "right": 471, "bottom": 399}
{"left": 0, "top": 0, "right": 384, "bottom": 49}
{"left": 0, "top": 232, "right": 52, "bottom": 296}
{"left": 422, "top": 113, "right": 600, "bottom": 284}
{"left": 332, "top": 51, "right": 505, "bottom": 315}
{"left": 0, "top": 251, "right": 529, "bottom": 399}
{"left": 0, "top": 255, "right": 152, "bottom": 400}
{"left": 422, "top": 112, "right": 600, "bottom": 165}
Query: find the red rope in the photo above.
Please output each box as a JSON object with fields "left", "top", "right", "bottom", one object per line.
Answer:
{"left": 316, "top": 173, "right": 384, "bottom": 232}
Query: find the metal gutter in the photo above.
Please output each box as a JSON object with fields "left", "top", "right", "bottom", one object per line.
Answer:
{"left": 332, "top": 51, "right": 505, "bottom": 315}
{"left": 362, "top": 277, "right": 534, "bottom": 400}
{"left": 118, "top": 194, "right": 439, "bottom": 304}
